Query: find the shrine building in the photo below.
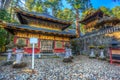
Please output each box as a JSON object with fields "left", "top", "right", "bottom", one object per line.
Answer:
{"left": 79, "top": 9, "right": 120, "bottom": 56}
{"left": 3, "top": 8, "right": 76, "bottom": 54}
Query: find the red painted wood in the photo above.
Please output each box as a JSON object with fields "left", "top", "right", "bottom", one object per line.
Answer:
{"left": 53, "top": 41, "right": 65, "bottom": 53}
{"left": 54, "top": 49, "right": 65, "bottom": 53}
{"left": 12, "top": 48, "right": 16, "bottom": 53}
{"left": 14, "top": 36, "right": 17, "bottom": 44}
{"left": 109, "top": 48, "right": 113, "bottom": 64}
{"left": 24, "top": 48, "right": 40, "bottom": 54}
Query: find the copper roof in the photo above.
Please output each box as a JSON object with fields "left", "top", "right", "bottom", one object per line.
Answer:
{"left": 79, "top": 9, "right": 104, "bottom": 24}
{"left": 95, "top": 17, "right": 120, "bottom": 27}
{"left": 5, "top": 23, "right": 76, "bottom": 38}
{"left": 14, "top": 8, "right": 72, "bottom": 25}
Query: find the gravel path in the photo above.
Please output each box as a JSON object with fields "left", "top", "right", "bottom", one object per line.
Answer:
{"left": 0, "top": 55, "right": 120, "bottom": 80}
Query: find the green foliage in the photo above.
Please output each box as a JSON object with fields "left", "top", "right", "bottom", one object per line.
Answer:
{"left": 67, "top": 0, "right": 92, "bottom": 11}
{"left": 56, "top": 8, "right": 75, "bottom": 21}
{"left": 98, "top": 45, "right": 105, "bottom": 49}
{"left": 44, "top": 0, "right": 63, "bottom": 16}
{"left": 81, "top": 8, "right": 96, "bottom": 19}
{"left": 0, "top": 9, "right": 13, "bottom": 52}
{"left": 89, "top": 45, "right": 95, "bottom": 49}
{"left": 0, "top": 9, "right": 11, "bottom": 22}
{"left": 99, "top": 6, "right": 112, "bottom": 16}
{"left": 25, "top": 0, "right": 35, "bottom": 11}
{"left": 0, "top": 28, "right": 6, "bottom": 47}
{"left": 112, "top": 6, "right": 120, "bottom": 18}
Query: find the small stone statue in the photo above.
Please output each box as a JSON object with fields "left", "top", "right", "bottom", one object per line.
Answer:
{"left": 65, "top": 48, "right": 70, "bottom": 58}
{"left": 15, "top": 47, "right": 24, "bottom": 64}
{"left": 7, "top": 49, "right": 12, "bottom": 62}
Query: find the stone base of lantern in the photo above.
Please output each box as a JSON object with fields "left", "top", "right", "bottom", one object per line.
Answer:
{"left": 63, "top": 57, "right": 72, "bottom": 63}
{"left": 12, "top": 62, "right": 27, "bottom": 68}
{"left": 69, "top": 56, "right": 74, "bottom": 59}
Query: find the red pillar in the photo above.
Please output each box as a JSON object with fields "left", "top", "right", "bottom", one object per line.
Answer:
{"left": 13, "top": 36, "right": 17, "bottom": 52}
{"left": 14, "top": 36, "right": 17, "bottom": 44}
{"left": 38, "top": 39, "right": 40, "bottom": 53}
{"left": 38, "top": 39, "right": 40, "bottom": 48}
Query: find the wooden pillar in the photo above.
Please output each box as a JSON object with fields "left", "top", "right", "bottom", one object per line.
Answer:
{"left": 54, "top": 40, "right": 56, "bottom": 49}
{"left": 38, "top": 39, "right": 40, "bottom": 48}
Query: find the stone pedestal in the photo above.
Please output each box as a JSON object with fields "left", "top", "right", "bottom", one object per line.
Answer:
{"left": 7, "top": 49, "right": 12, "bottom": 62}
{"left": 89, "top": 49, "right": 96, "bottom": 58}
{"left": 99, "top": 50, "right": 105, "bottom": 59}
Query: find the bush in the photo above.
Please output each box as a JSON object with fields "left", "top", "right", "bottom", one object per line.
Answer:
{"left": 89, "top": 45, "right": 95, "bottom": 49}
{"left": 12, "top": 62, "right": 27, "bottom": 68}
{"left": 98, "top": 45, "right": 105, "bottom": 49}
{"left": 63, "top": 58, "right": 72, "bottom": 63}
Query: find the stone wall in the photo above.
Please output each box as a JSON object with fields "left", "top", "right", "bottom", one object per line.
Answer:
{"left": 79, "top": 26, "right": 120, "bottom": 57}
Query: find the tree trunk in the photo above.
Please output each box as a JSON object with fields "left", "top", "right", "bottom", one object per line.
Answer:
{"left": 75, "top": 9, "right": 80, "bottom": 38}
{"left": 0, "top": 0, "right": 11, "bottom": 9}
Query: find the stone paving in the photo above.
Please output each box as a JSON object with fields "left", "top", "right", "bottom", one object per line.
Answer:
{"left": 0, "top": 55, "right": 120, "bottom": 80}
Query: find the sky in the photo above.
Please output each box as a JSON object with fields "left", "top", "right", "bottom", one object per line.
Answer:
{"left": 91, "top": 0, "right": 120, "bottom": 9}
{"left": 63, "top": 0, "right": 120, "bottom": 9}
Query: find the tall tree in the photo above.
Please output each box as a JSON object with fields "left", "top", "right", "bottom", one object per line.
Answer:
{"left": 67, "top": 0, "right": 92, "bottom": 37}
{"left": 56, "top": 8, "right": 75, "bottom": 29}
{"left": 0, "top": 0, "right": 12, "bottom": 9}
{"left": 81, "top": 8, "right": 96, "bottom": 19}
{"left": 25, "top": 0, "right": 35, "bottom": 11}
{"left": 99, "top": 6, "right": 112, "bottom": 16}
{"left": 44, "top": 0, "right": 63, "bottom": 16}
{"left": 33, "top": 0, "right": 48, "bottom": 13}
{"left": 112, "top": 6, "right": 120, "bottom": 18}
{"left": 56, "top": 8, "right": 75, "bottom": 21}
{"left": 0, "top": 9, "right": 12, "bottom": 52}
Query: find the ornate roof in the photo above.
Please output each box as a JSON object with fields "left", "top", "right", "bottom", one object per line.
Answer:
{"left": 79, "top": 9, "right": 104, "bottom": 24}
{"left": 94, "top": 17, "right": 120, "bottom": 28}
{"left": 5, "top": 23, "right": 76, "bottom": 38}
{"left": 14, "top": 8, "right": 72, "bottom": 30}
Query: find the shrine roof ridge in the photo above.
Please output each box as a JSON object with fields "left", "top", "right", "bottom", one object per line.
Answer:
{"left": 79, "top": 9, "right": 104, "bottom": 24}
{"left": 6, "top": 23, "right": 76, "bottom": 36}
{"left": 14, "top": 7, "right": 72, "bottom": 25}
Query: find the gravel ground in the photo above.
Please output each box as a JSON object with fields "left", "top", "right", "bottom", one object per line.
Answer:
{"left": 0, "top": 55, "right": 120, "bottom": 80}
